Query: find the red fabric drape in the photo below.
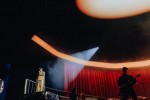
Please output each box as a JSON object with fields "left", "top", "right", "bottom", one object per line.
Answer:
{"left": 64, "top": 62, "right": 150, "bottom": 99}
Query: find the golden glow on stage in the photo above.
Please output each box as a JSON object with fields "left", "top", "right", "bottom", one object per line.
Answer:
{"left": 76, "top": 0, "right": 150, "bottom": 19}
{"left": 32, "top": 35, "right": 150, "bottom": 69}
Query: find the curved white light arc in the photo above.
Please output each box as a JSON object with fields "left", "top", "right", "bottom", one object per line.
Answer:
{"left": 32, "top": 35, "right": 150, "bottom": 69}
{"left": 76, "top": 0, "right": 150, "bottom": 19}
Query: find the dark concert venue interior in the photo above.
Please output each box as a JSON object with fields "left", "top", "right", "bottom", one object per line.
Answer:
{"left": 0, "top": 0, "right": 150, "bottom": 100}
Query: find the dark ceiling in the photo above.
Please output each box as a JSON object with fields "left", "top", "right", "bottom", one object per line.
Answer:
{"left": 0, "top": 0, "right": 150, "bottom": 65}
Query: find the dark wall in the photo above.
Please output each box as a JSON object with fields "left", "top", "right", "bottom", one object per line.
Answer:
{"left": 5, "top": 63, "right": 38, "bottom": 100}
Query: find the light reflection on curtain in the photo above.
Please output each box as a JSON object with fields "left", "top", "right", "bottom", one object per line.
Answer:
{"left": 64, "top": 62, "right": 150, "bottom": 99}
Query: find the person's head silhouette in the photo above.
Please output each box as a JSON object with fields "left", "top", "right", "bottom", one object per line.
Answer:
{"left": 122, "top": 67, "right": 128, "bottom": 74}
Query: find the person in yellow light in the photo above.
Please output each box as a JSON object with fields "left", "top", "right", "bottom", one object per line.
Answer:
{"left": 36, "top": 68, "right": 45, "bottom": 92}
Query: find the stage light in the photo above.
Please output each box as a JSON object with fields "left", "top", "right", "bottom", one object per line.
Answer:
{"left": 47, "top": 59, "right": 65, "bottom": 89}
{"left": 32, "top": 35, "right": 150, "bottom": 69}
{"left": 46, "top": 47, "right": 98, "bottom": 89}
{"left": 72, "top": 47, "right": 99, "bottom": 60}
{"left": 76, "top": 0, "right": 150, "bottom": 19}
{"left": 66, "top": 47, "right": 99, "bottom": 81}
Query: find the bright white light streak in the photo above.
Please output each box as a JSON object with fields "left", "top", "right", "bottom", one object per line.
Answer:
{"left": 32, "top": 35, "right": 150, "bottom": 69}
{"left": 65, "top": 47, "right": 99, "bottom": 82}
{"left": 47, "top": 59, "right": 65, "bottom": 89}
{"left": 76, "top": 0, "right": 150, "bottom": 19}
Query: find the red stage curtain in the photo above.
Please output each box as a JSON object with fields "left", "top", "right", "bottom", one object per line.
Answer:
{"left": 64, "top": 62, "right": 150, "bottom": 99}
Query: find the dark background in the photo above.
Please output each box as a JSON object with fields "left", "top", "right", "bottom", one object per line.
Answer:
{"left": 0, "top": 0, "right": 150, "bottom": 99}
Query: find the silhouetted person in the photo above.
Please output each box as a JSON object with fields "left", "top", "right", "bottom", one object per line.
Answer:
{"left": 0, "top": 79, "right": 4, "bottom": 94}
{"left": 118, "top": 67, "right": 139, "bottom": 100}
{"left": 70, "top": 88, "right": 79, "bottom": 100}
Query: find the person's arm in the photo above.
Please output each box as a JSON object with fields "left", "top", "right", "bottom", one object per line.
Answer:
{"left": 128, "top": 75, "right": 137, "bottom": 85}
{"left": 132, "top": 76, "right": 137, "bottom": 84}
{"left": 118, "top": 77, "right": 122, "bottom": 88}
